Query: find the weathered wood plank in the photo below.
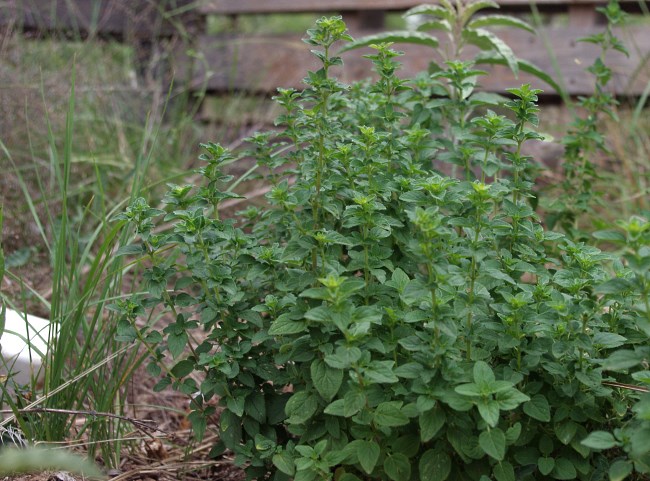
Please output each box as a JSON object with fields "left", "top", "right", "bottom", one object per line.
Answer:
{"left": 199, "top": 0, "right": 646, "bottom": 14}
{"left": 174, "top": 25, "right": 650, "bottom": 96}
{"left": 0, "top": 0, "right": 202, "bottom": 38}
{"left": 568, "top": 4, "right": 600, "bottom": 27}
{"left": 345, "top": 10, "right": 387, "bottom": 31}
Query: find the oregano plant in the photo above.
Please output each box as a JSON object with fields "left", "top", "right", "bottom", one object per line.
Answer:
{"left": 114, "top": 10, "right": 645, "bottom": 481}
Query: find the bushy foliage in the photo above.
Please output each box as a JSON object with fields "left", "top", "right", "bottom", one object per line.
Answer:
{"left": 114, "top": 5, "right": 649, "bottom": 481}
{"left": 581, "top": 217, "right": 650, "bottom": 478}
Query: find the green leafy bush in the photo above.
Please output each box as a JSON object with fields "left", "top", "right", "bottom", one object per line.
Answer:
{"left": 115, "top": 9, "right": 646, "bottom": 481}
{"left": 580, "top": 217, "right": 650, "bottom": 478}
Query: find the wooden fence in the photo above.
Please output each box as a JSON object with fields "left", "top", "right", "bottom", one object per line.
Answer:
{"left": 2, "top": 0, "right": 650, "bottom": 97}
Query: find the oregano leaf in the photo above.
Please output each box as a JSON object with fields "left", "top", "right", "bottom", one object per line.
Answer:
{"left": 419, "top": 449, "right": 451, "bottom": 481}
{"left": 555, "top": 421, "right": 579, "bottom": 445}
{"left": 473, "top": 360, "right": 496, "bottom": 389}
{"left": 479, "top": 428, "right": 506, "bottom": 461}
{"left": 493, "top": 460, "right": 515, "bottom": 481}
{"left": 523, "top": 394, "right": 551, "bottom": 422}
{"left": 364, "top": 361, "right": 399, "bottom": 383}
{"left": 538, "top": 457, "right": 555, "bottom": 475}
{"left": 285, "top": 391, "right": 319, "bottom": 424}
{"left": 552, "top": 458, "right": 577, "bottom": 480}
{"left": 272, "top": 452, "right": 295, "bottom": 476}
{"left": 477, "top": 398, "right": 501, "bottom": 427}
{"left": 269, "top": 315, "right": 308, "bottom": 335}
{"left": 384, "top": 453, "right": 411, "bottom": 481}
{"left": 608, "top": 460, "right": 633, "bottom": 481}
{"left": 167, "top": 331, "right": 188, "bottom": 359}
{"left": 374, "top": 402, "right": 409, "bottom": 427}
{"left": 419, "top": 406, "right": 446, "bottom": 442}
{"left": 310, "top": 358, "right": 343, "bottom": 401}
{"left": 580, "top": 431, "right": 618, "bottom": 450}
{"left": 357, "top": 440, "right": 380, "bottom": 474}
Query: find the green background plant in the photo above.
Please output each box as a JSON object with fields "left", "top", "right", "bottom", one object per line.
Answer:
{"left": 580, "top": 216, "right": 650, "bottom": 478}
{"left": 341, "top": 0, "right": 561, "bottom": 95}
{"left": 543, "top": 1, "right": 631, "bottom": 238}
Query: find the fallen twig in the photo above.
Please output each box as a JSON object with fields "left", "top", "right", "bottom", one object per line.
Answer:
{"left": 0, "top": 407, "right": 162, "bottom": 436}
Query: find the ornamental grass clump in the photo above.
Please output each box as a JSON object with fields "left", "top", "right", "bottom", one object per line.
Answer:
{"left": 115, "top": 8, "right": 648, "bottom": 481}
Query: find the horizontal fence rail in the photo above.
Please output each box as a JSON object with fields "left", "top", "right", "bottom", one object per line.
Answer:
{"left": 181, "top": 25, "right": 649, "bottom": 97}
{"left": 1, "top": 0, "right": 202, "bottom": 38}
{"left": 2, "top": 0, "right": 649, "bottom": 97}
{"left": 199, "top": 0, "right": 646, "bottom": 13}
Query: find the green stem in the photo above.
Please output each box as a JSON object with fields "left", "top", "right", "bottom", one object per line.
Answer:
{"left": 466, "top": 222, "right": 481, "bottom": 360}
{"left": 363, "top": 225, "right": 371, "bottom": 303}
{"left": 512, "top": 123, "right": 525, "bottom": 206}
{"left": 198, "top": 233, "right": 222, "bottom": 305}
{"left": 481, "top": 145, "right": 491, "bottom": 184}
{"left": 311, "top": 45, "right": 331, "bottom": 230}
{"left": 426, "top": 262, "right": 439, "bottom": 341}
{"left": 320, "top": 245, "right": 327, "bottom": 277}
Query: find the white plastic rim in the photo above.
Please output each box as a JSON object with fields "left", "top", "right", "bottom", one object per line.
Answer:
{"left": 1, "top": 308, "right": 57, "bottom": 387}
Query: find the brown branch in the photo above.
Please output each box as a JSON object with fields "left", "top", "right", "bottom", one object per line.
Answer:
{"left": 0, "top": 407, "right": 164, "bottom": 436}
{"left": 602, "top": 381, "right": 650, "bottom": 393}
{"left": 109, "top": 460, "right": 232, "bottom": 481}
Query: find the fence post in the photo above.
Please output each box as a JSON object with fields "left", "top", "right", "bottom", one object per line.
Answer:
{"left": 567, "top": 3, "right": 600, "bottom": 27}
{"left": 344, "top": 10, "right": 386, "bottom": 31}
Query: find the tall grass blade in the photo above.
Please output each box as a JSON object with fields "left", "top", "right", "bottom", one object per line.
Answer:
{"left": 528, "top": 2, "right": 573, "bottom": 109}
{"left": 0, "top": 139, "right": 51, "bottom": 253}
{"left": 0, "top": 205, "right": 5, "bottom": 335}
